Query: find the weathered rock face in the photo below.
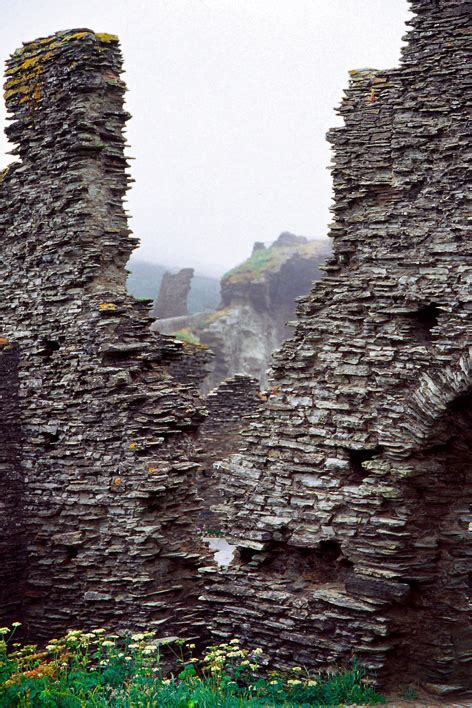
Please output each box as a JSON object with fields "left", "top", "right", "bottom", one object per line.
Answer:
{"left": 157, "top": 234, "right": 330, "bottom": 391}
{"left": 153, "top": 268, "right": 194, "bottom": 319}
{"left": 205, "top": 0, "right": 471, "bottom": 696}
{"left": 198, "top": 304, "right": 283, "bottom": 391}
{"left": 0, "top": 30, "right": 209, "bottom": 640}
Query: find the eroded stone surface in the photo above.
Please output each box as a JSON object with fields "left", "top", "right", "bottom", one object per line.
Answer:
{"left": 0, "top": 29, "right": 209, "bottom": 640}
{"left": 153, "top": 268, "right": 194, "bottom": 319}
{"left": 205, "top": 0, "right": 472, "bottom": 695}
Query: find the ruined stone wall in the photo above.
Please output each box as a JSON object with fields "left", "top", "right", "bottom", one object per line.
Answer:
{"left": 205, "top": 0, "right": 472, "bottom": 697}
{"left": 156, "top": 335, "right": 214, "bottom": 391}
{"left": 0, "top": 30, "right": 208, "bottom": 640}
{"left": 196, "top": 375, "right": 262, "bottom": 529}
{"left": 0, "top": 341, "right": 24, "bottom": 626}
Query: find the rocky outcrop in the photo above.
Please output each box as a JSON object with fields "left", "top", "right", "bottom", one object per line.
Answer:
{"left": 205, "top": 0, "right": 472, "bottom": 697}
{"left": 199, "top": 234, "right": 330, "bottom": 390}
{"left": 153, "top": 267, "right": 194, "bottom": 319}
{"left": 153, "top": 234, "right": 330, "bottom": 391}
{"left": 0, "top": 30, "right": 209, "bottom": 640}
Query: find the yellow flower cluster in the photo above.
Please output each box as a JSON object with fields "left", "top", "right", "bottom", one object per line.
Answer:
{"left": 200, "top": 638, "right": 263, "bottom": 677}
{"left": 1, "top": 626, "right": 327, "bottom": 701}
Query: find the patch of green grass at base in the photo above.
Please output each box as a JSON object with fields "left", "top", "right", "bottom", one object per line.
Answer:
{"left": 0, "top": 624, "right": 385, "bottom": 707}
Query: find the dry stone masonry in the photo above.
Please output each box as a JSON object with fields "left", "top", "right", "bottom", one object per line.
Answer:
{"left": 196, "top": 374, "right": 262, "bottom": 530}
{"left": 0, "top": 341, "right": 24, "bottom": 627}
{"left": 0, "top": 30, "right": 209, "bottom": 640}
{"left": 205, "top": 0, "right": 472, "bottom": 697}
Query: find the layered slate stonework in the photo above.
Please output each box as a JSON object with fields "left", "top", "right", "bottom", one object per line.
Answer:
{"left": 205, "top": 0, "right": 472, "bottom": 696}
{"left": 0, "top": 341, "right": 23, "bottom": 626}
{"left": 196, "top": 374, "right": 262, "bottom": 529}
{"left": 0, "top": 30, "right": 209, "bottom": 639}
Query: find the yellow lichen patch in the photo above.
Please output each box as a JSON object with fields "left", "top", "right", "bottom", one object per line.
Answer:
{"left": 23, "top": 35, "right": 58, "bottom": 51}
{"left": 348, "top": 67, "right": 379, "bottom": 83}
{"left": 0, "top": 166, "right": 11, "bottom": 184}
{"left": 61, "top": 31, "right": 94, "bottom": 43}
{"left": 3, "top": 48, "right": 56, "bottom": 108}
{"left": 95, "top": 33, "right": 119, "bottom": 44}
{"left": 4, "top": 74, "right": 32, "bottom": 90}
{"left": 17, "top": 54, "right": 47, "bottom": 72}
{"left": 6, "top": 50, "right": 53, "bottom": 77}
{"left": 4, "top": 74, "right": 42, "bottom": 101}
{"left": 98, "top": 302, "right": 117, "bottom": 311}
{"left": 3, "top": 69, "right": 43, "bottom": 105}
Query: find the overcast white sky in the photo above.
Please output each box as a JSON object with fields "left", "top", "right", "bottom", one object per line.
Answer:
{"left": 0, "top": 0, "right": 412, "bottom": 275}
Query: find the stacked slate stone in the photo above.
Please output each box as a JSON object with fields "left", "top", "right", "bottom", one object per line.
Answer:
{"left": 204, "top": 0, "right": 471, "bottom": 697}
{"left": 196, "top": 375, "right": 262, "bottom": 528}
{"left": 0, "top": 30, "right": 209, "bottom": 640}
{"left": 0, "top": 340, "right": 24, "bottom": 626}
{"left": 160, "top": 338, "right": 214, "bottom": 391}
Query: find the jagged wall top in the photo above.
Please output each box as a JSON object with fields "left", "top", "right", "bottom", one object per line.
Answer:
{"left": 4, "top": 30, "right": 121, "bottom": 157}
{"left": 0, "top": 29, "right": 209, "bottom": 638}
{"left": 206, "top": 0, "right": 472, "bottom": 693}
{"left": 1, "top": 29, "right": 135, "bottom": 293}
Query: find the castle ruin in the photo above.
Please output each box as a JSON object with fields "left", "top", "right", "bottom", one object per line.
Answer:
{"left": 0, "top": 29, "right": 208, "bottom": 640}
{"left": 0, "top": 0, "right": 470, "bottom": 698}
{"left": 205, "top": 0, "right": 472, "bottom": 696}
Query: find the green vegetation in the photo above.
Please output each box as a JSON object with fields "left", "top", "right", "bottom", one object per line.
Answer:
{"left": 173, "top": 328, "right": 201, "bottom": 345}
{"left": 202, "top": 529, "right": 225, "bottom": 538}
{"left": 0, "top": 625, "right": 385, "bottom": 707}
{"left": 223, "top": 241, "right": 322, "bottom": 286}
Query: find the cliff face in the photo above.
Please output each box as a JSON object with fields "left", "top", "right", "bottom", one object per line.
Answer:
{"left": 199, "top": 234, "right": 330, "bottom": 389}
{"left": 155, "top": 234, "right": 330, "bottom": 390}
{"left": 0, "top": 30, "right": 209, "bottom": 639}
{"left": 205, "top": 0, "right": 472, "bottom": 696}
